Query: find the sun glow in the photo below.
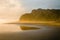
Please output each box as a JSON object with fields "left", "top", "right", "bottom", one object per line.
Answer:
{"left": 0, "top": 0, "right": 25, "bottom": 21}
{"left": 0, "top": 19, "right": 16, "bottom": 23}
{"left": 0, "top": 19, "right": 8, "bottom": 23}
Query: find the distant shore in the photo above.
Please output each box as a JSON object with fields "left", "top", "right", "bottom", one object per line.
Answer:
{"left": 5, "top": 21, "right": 60, "bottom": 26}
{"left": 20, "top": 21, "right": 60, "bottom": 26}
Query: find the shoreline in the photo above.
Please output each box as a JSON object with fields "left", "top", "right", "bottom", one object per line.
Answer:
{"left": 5, "top": 22, "right": 60, "bottom": 26}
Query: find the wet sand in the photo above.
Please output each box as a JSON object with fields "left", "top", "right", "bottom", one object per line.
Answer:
{"left": 0, "top": 24, "right": 59, "bottom": 40}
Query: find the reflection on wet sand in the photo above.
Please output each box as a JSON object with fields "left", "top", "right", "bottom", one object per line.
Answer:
{"left": 20, "top": 26, "right": 40, "bottom": 30}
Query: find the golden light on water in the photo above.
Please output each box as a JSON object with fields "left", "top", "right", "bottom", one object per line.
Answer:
{"left": 0, "top": 24, "right": 21, "bottom": 33}
{"left": 0, "top": 19, "right": 21, "bottom": 33}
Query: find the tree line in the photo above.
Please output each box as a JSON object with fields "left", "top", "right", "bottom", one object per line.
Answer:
{"left": 20, "top": 8, "right": 60, "bottom": 22}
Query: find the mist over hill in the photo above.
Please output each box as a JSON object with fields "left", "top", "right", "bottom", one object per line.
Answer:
{"left": 20, "top": 8, "right": 60, "bottom": 23}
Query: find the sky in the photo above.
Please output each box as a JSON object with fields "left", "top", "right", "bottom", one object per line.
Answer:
{"left": 0, "top": 0, "right": 25, "bottom": 22}
{"left": 21, "top": 0, "right": 60, "bottom": 12}
{"left": 0, "top": 0, "right": 60, "bottom": 22}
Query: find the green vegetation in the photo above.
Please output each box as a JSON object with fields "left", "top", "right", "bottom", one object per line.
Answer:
{"left": 20, "top": 26, "right": 40, "bottom": 30}
{"left": 20, "top": 8, "right": 60, "bottom": 23}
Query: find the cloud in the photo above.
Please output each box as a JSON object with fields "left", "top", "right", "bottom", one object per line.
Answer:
{"left": 0, "top": 0, "right": 25, "bottom": 20}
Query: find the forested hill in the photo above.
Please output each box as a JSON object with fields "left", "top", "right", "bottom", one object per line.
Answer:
{"left": 20, "top": 8, "right": 60, "bottom": 23}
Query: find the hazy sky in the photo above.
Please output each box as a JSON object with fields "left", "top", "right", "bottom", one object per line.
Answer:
{"left": 0, "top": 0, "right": 60, "bottom": 22}
{"left": 0, "top": 0, "right": 25, "bottom": 22}
{"left": 21, "top": 0, "right": 60, "bottom": 12}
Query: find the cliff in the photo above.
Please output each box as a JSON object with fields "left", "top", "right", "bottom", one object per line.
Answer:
{"left": 20, "top": 8, "right": 60, "bottom": 23}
